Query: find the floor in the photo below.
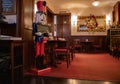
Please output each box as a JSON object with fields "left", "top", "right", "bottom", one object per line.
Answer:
{"left": 22, "top": 76, "right": 120, "bottom": 84}
{"left": 1, "top": 75, "right": 120, "bottom": 84}
{"left": 1, "top": 52, "right": 120, "bottom": 84}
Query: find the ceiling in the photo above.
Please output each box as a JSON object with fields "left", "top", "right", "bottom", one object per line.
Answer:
{"left": 35, "top": 0, "right": 120, "bottom": 15}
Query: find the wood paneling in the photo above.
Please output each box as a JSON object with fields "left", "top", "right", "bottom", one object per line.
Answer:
{"left": 56, "top": 13, "right": 71, "bottom": 39}
{"left": 20, "top": 0, "right": 34, "bottom": 71}
{"left": 16, "top": 0, "right": 22, "bottom": 37}
{"left": 46, "top": 7, "right": 54, "bottom": 33}
{"left": 113, "top": 1, "right": 120, "bottom": 24}
{"left": 23, "top": 29, "right": 34, "bottom": 71}
{"left": 0, "top": 23, "right": 16, "bottom": 36}
{"left": 71, "top": 36, "right": 107, "bottom": 51}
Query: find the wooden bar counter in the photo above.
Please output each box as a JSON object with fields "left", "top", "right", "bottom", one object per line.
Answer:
{"left": 0, "top": 36, "right": 24, "bottom": 84}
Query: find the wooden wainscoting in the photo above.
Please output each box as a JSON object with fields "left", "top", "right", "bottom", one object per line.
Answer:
{"left": 71, "top": 36, "right": 107, "bottom": 52}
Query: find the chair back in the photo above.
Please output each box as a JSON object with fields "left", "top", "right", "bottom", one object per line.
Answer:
{"left": 57, "top": 41, "right": 67, "bottom": 48}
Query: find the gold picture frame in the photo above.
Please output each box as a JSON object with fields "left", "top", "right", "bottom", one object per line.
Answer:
{"left": 77, "top": 15, "right": 106, "bottom": 32}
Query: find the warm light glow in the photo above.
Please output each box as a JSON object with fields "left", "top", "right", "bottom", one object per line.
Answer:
{"left": 71, "top": 15, "right": 77, "bottom": 26}
{"left": 92, "top": 0, "right": 100, "bottom": 6}
{"left": 106, "top": 15, "right": 111, "bottom": 21}
{"left": 34, "top": 4, "right": 38, "bottom": 14}
{"left": 106, "top": 14, "right": 112, "bottom": 27}
{"left": 54, "top": 15, "right": 57, "bottom": 36}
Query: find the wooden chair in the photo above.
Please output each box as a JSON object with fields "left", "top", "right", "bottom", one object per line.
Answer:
{"left": 112, "top": 41, "right": 120, "bottom": 60}
{"left": 54, "top": 40, "right": 71, "bottom": 68}
{"left": 69, "top": 38, "right": 75, "bottom": 61}
{"left": 93, "top": 38, "right": 102, "bottom": 52}
{"left": 74, "top": 39, "right": 82, "bottom": 53}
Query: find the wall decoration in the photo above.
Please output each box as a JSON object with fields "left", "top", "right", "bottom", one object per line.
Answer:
{"left": 1, "top": 0, "right": 16, "bottom": 14}
{"left": 77, "top": 14, "right": 106, "bottom": 32}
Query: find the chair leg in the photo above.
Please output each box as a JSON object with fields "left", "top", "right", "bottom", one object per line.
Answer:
{"left": 55, "top": 52, "right": 70, "bottom": 68}
{"left": 72, "top": 50, "right": 75, "bottom": 60}
{"left": 67, "top": 54, "right": 69, "bottom": 68}
{"left": 70, "top": 49, "right": 75, "bottom": 61}
{"left": 67, "top": 53, "right": 70, "bottom": 68}
{"left": 71, "top": 52, "right": 73, "bottom": 61}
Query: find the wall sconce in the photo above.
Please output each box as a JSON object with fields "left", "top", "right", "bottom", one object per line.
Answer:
{"left": 71, "top": 15, "right": 77, "bottom": 26}
{"left": 63, "top": 20, "right": 67, "bottom": 24}
{"left": 72, "top": 20, "right": 76, "bottom": 26}
{"left": 106, "top": 14, "right": 111, "bottom": 27}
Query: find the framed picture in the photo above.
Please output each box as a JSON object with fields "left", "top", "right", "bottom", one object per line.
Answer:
{"left": 1, "top": 0, "right": 16, "bottom": 14}
{"left": 77, "top": 15, "right": 106, "bottom": 32}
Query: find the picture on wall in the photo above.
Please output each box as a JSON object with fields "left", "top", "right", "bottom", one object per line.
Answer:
{"left": 77, "top": 15, "right": 106, "bottom": 32}
{"left": 2, "top": 0, "right": 16, "bottom": 14}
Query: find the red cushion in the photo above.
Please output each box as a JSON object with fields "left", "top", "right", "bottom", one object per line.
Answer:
{"left": 75, "top": 45, "right": 82, "bottom": 47}
{"left": 118, "top": 47, "right": 120, "bottom": 50}
{"left": 93, "top": 45, "right": 100, "bottom": 48}
{"left": 55, "top": 49, "right": 67, "bottom": 52}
